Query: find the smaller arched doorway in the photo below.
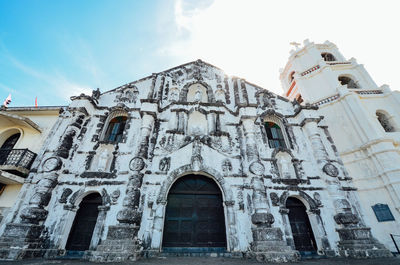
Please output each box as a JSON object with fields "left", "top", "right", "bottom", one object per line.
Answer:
{"left": 66, "top": 193, "right": 102, "bottom": 252}
{"left": 162, "top": 175, "right": 227, "bottom": 249}
{"left": 286, "top": 197, "right": 317, "bottom": 252}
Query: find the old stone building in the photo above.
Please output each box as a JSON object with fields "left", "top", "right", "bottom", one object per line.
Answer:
{"left": 0, "top": 60, "right": 392, "bottom": 262}
{"left": 280, "top": 40, "right": 400, "bottom": 251}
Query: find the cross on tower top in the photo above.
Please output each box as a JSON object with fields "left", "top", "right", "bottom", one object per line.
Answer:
{"left": 289, "top": 42, "right": 301, "bottom": 49}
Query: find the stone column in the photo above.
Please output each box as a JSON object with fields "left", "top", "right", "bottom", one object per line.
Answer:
{"left": 279, "top": 207, "right": 295, "bottom": 249}
{"left": 90, "top": 114, "right": 155, "bottom": 262}
{"left": 241, "top": 117, "right": 299, "bottom": 262}
{"left": 303, "top": 119, "right": 392, "bottom": 258}
{"left": 150, "top": 200, "right": 166, "bottom": 250}
{"left": 207, "top": 112, "right": 216, "bottom": 134}
{"left": 89, "top": 205, "right": 110, "bottom": 251}
{"left": 305, "top": 209, "right": 334, "bottom": 256}
{"left": 177, "top": 112, "right": 186, "bottom": 134}
{"left": 224, "top": 201, "right": 238, "bottom": 252}
{"left": 250, "top": 177, "right": 299, "bottom": 263}
{"left": 242, "top": 119, "right": 258, "bottom": 162}
{"left": 303, "top": 120, "right": 328, "bottom": 163}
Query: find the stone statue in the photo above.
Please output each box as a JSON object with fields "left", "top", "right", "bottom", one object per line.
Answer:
{"left": 169, "top": 89, "right": 179, "bottom": 102}
{"left": 194, "top": 86, "right": 202, "bottom": 102}
{"left": 279, "top": 156, "right": 291, "bottom": 178}
{"left": 97, "top": 150, "right": 109, "bottom": 172}
{"left": 92, "top": 88, "right": 101, "bottom": 100}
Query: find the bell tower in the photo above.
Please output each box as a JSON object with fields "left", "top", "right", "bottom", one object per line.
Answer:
{"left": 280, "top": 39, "right": 379, "bottom": 104}
{"left": 280, "top": 39, "right": 400, "bottom": 252}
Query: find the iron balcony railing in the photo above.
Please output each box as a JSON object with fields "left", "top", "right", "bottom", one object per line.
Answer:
{"left": 0, "top": 148, "right": 37, "bottom": 177}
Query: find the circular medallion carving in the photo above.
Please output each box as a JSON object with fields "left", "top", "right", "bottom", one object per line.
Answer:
{"left": 249, "top": 161, "right": 265, "bottom": 176}
{"left": 323, "top": 163, "right": 339, "bottom": 177}
{"left": 129, "top": 157, "right": 145, "bottom": 171}
{"left": 42, "top": 157, "right": 62, "bottom": 172}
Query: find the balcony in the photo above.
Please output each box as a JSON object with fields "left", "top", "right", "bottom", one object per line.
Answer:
{"left": 0, "top": 148, "right": 37, "bottom": 178}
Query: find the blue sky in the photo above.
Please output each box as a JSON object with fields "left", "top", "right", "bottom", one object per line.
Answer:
{"left": 1, "top": 0, "right": 400, "bottom": 107}
{"left": 0, "top": 0, "right": 182, "bottom": 106}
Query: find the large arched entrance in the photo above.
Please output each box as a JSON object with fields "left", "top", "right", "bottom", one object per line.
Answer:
{"left": 162, "top": 175, "right": 227, "bottom": 249}
{"left": 286, "top": 197, "right": 317, "bottom": 252}
{"left": 66, "top": 193, "right": 102, "bottom": 252}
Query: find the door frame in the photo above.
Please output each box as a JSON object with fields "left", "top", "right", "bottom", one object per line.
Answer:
{"left": 60, "top": 190, "right": 106, "bottom": 252}
{"left": 282, "top": 195, "right": 324, "bottom": 253}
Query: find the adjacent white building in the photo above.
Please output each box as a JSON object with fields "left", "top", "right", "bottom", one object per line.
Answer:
{"left": 280, "top": 39, "right": 400, "bottom": 252}
{"left": 0, "top": 107, "right": 60, "bottom": 223}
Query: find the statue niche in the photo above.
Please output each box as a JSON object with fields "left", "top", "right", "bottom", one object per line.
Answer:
{"left": 90, "top": 146, "right": 114, "bottom": 172}
{"left": 275, "top": 152, "right": 295, "bottom": 179}
{"left": 187, "top": 84, "right": 208, "bottom": 103}
{"left": 188, "top": 111, "right": 208, "bottom": 136}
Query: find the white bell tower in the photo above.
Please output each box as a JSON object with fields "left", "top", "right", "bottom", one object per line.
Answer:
{"left": 280, "top": 39, "right": 380, "bottom": 104}
{"left": 280, "top": 39, "right": 400, "bottom": 252}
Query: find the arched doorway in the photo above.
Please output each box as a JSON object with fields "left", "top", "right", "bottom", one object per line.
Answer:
{"left": 286, "top": 197, "right": 317, "bottom": 252}
{"left": 162, "top": 175, "right": 227, "bottom": 249}
{"left": 66, "top": 193, "right": 102, "bottom": 252}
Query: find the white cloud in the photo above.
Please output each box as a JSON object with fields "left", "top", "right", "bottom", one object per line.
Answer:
{"left": 159, "top": 0, "right": 400, "bottom": 94}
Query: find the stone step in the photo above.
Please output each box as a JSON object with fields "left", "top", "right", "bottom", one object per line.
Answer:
{"left": 299, "top": 251, "right": 326, "bottom": 260}
{"left": 157, "top": 252, "right": 233, "bottom": 258}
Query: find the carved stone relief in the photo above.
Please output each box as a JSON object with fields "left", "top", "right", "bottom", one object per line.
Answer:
{"left": 168, "top": 88, "right": 179, "bottom": 102}
{"left": 111, "top": 190, "right": 121, "bottom": 204}
{"left": 249, "top": 161, "right": 265, "bottom": 176}
{"left": 56, "top": 129, "right": 76, "bottom": 159}
{"left": 221, "top": 159, "right": 232, "bottom": 175}
{"left": 159, "top": 157, "right": 171, "bottom": 172}
{"left": 313, "top": 192, "right": 322, "bottom": 206}
{"left": 115, "top": 85, "right": 139, "bottom": 103}
{"left": 270, "top": 192, "right": 280, "bottom": 206}
{"left": 323, "top": 163, "right": 339, "bottom": 177}
{"left": 129, "top": 157, "right": 145, "bottom": 171}
{"left": 59, "top": 188, "right": 73, "bottom": 203}
{"left": 42, "top": 157, "right": 62, "bottom": 172}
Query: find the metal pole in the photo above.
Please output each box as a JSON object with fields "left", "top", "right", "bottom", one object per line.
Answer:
{"left": 390, "top": 234, "right": 400, "bottom": 254}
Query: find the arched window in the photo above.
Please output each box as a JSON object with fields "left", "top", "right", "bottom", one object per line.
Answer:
{"left": 265, "top": 122, "right": 287, "bottom": 148}
{"left": 321, "top": 52, "right": 336, "bottom": 62}
{"left": 289, "top": 71, "right": 295, "bottom": 84}
{"left": 0, "top": 133, "right": 21, "bottom": 164}
{"left": 0, "top": 133, "right": 20, "bottom": 149}
{"left": 338, "top": 76, "right": 359, "bottom": 89}
{"left": 104, "top": 116, "right": 127, "bottom": 143}
{"left": 376, "top": 111, "right": 395, "bottom": 132}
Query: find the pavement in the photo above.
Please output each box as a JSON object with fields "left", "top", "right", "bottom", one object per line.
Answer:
{"left": 0, "top": 256, "right": 399, "bottom": 265}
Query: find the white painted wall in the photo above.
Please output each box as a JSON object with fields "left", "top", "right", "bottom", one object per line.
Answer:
{"left": 280, "top": 40, "right": 400, "bottom": 251}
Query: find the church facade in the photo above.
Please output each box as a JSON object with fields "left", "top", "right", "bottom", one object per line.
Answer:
{"left": 0, "top": 59, "right": 392, "bottom": 262}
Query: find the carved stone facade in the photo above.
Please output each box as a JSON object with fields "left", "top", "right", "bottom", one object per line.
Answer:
{"left": 0, "top": 60, "right": 391, "bottom": 262}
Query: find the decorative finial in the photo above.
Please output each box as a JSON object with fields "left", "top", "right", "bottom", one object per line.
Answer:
{"left": 289, "top": 42, "right": 301, "bottom": 49}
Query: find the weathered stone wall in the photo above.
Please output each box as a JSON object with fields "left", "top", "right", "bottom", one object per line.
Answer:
{"left": 0, "top": 60, "right": 391, "bottom": 262}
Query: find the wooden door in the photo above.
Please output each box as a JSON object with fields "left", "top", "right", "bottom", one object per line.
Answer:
{"left": 66, "top": 193, "right": 102, "bottom": 251}
{"left": 286, "top": 197, "right": 317, "bottom": 252}
{"left": 163, "top": 175, "right": 226, "bottom": 248}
